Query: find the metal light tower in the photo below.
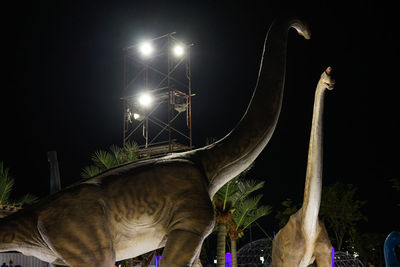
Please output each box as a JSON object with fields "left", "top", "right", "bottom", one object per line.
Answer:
{"left": 122, "top": 33, "right": 193, "bottom": 157}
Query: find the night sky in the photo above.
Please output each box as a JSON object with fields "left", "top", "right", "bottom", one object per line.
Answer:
{"left": 2, "top": 1, "right": 399, "bottom": 242}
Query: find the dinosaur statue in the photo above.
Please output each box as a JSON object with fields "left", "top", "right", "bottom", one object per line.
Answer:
{"left": 271, "top": 67, "right": 335, "bottom": 267}
{"left": 0, "top": 15, "right": 310, "bottom": 267}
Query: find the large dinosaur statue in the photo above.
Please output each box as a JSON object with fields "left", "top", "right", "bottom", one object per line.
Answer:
{"left": 0, "top": 15, "right": 310, "bottom": 267}
{"left": 271, "top": 67, "right": 335, "bottom": 267}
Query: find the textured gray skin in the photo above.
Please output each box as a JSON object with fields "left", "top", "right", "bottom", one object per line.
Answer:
{"left": 0, "top": 15, "right": 310, "bottom": 267}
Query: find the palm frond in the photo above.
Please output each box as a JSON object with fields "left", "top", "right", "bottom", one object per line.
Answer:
{"left": 0, "top": 162, "right": 9, "bottom": 178}
{"left": 122, "top": 141, "right": 139, "bottom": 162}
{"left": 0, "top": 179, "right": 13, "bottom": 204}
{"left": 234, "top": 194, "right": 264, "bottom": 229}
{"left": 241, "top": 205, "right": 272, "bottom": 230}
{"left": 213, "top": 176, "right": 240, "bottom": 210}
{"left": 16, "top": 193, "right": 39, "bottom": 206}
{"left": 109, "top": 145, "right": 123, "bottom": 165}
{"left": 91, "top": 150, "right": 118, "bottom": 170}
{"left": 223, "top": 180, "right": 233, "bottom": 210}
{"left": 123, "top": 140, "right": 139, "bottom": 151}
{"left": 231, "top": 179, "right": 265, "bottom": 206}
{"left": 80, "top": 165, "right": 102, "bottom": 179}
{"left": 0, "top": 161, "right": 14, "bottom": 204}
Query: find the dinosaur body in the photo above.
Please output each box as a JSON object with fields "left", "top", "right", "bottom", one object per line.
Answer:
{"left": 0, "top": 15, "right": 311, "bottom": 267}
{"left": 271, "top": 67, "right": 335, "bottom": 267}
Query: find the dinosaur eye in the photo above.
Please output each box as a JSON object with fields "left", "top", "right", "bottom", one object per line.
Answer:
{"left": 326, "top": 66, "right": 332, "bottom": 74}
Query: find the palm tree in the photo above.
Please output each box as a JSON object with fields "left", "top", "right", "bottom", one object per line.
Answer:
{"left": 213, "top": 165, "right": 268, "bottom": 267}
{"left": 81, "top": 141, "right": 139, "bottom": 178}
{"left": 213, "top": 179, "right": 236, "bottom": 267}
{"left": 228, "top": 194, "right": 272, "bottom": 267}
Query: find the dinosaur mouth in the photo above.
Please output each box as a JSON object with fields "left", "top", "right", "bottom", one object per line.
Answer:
{"left": 325, "top": 82, "right": 335, "bottom": 90}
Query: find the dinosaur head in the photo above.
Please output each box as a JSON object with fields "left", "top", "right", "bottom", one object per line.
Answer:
{"left": 320, "top": 66, "right": 335, "bottom": 90}
{"left": 290, "top": 20, "right": 311, "bottom": 40}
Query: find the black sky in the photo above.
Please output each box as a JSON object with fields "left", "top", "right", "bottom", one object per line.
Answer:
{"left": 1, "top": 1, "right": 399, "bottom": 239}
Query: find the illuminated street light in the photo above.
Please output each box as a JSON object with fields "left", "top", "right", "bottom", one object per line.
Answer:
{"left": 173, "top": 45, "right": 184, "bottom": 57}
{"left": 138, "top": 92, "right": 152, "bottom": 107}
{"left": 139, "top": 42, "right": 153, "bottom": 57}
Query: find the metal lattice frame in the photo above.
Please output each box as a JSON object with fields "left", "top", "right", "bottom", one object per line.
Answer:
{"left": 236, "top": 239, "right": 365, "bottom": 267}
{"left": 237, "top": 238, "right": 272, "bottom": 267}
{"left": 122, "top": 33, "right": 193, "bottom": 157}
{"left": 334, "top": 251, "right": 365, "bottom": 267}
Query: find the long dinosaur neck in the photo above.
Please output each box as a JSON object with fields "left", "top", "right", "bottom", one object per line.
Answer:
{"left": 195, "top": 16, "right": 310, "bottom": 197}
{"left": 301, "top": 80, "right": 327, "bottom": 236}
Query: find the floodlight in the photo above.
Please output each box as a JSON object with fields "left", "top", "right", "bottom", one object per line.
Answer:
{"left": 173, "top": 45, "right": 184, "bottom": 57}
{"left": 138, "top": 92, "right": 152, "bottom": 107}
{"left": 133, "top": 113, "right": 140, "bottom": 120}
{"left": 139, "top": 42, "right": 153, "bottom": 56}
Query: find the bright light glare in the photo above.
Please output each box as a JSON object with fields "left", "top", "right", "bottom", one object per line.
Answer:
{"left": 133, "top": 113, "right": 140, "bottom": 120}
{"left": 138, "top": 93, "right": 152, "bottom": 107}
{"left": 139, "top": 42, "right": 153, "bottom": 56}
{"left": 260, "top": 256, "right": 264, "bottom": 264}
{"left": 173, "top": 45, "right": 184, "bottom": 56}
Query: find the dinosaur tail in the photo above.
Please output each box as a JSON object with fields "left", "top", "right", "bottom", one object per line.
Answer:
{"left": 193, "top": 15, "right": 311, "bottom": 197}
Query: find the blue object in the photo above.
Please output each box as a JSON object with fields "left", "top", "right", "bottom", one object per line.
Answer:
{"left": 384, "top": 231, "right": 400, "bottom": 267}
{"left": 225, "top": 252, "right": 232, "bottom": 267}
{"left": 331, "top": 246, "right": 335, "bottom": 267}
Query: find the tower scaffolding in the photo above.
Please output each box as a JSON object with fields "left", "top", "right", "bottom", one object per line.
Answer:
{"left": 122, "top": 33, "right": 193, "bottom": 157}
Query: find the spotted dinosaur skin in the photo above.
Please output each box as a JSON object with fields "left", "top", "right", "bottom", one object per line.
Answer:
{"left": 271, "top": 67, "right": 335, "bottom": 267}
{"left": 0, "top": 15, "right": 310, "bottom": 267}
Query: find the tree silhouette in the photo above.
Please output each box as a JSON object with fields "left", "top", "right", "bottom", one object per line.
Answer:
{"left": 319, "top": 182, "right": 367, "bottom": 251}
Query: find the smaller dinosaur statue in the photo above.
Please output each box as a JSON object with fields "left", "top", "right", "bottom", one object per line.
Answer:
{"left": 271, "top": 67, "right": 335, "bottom": 267}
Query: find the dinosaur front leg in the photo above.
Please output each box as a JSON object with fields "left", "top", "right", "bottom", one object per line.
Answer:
{"left": 161, "top": 229, "right": 205, "bottom": 267}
